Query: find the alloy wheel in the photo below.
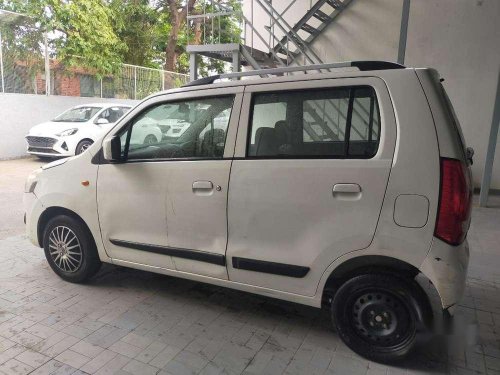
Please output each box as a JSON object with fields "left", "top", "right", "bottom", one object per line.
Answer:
{"left": 48, "top": 226, "right": 83, "bottom": 273}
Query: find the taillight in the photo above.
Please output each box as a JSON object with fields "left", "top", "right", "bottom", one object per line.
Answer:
{"left": 434, "top": 158, "right": 472, "bottom": 246}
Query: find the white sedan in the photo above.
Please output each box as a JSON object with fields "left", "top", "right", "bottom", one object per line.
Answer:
{"left": 25, "top": 103, "right": 162, "bottom": 158}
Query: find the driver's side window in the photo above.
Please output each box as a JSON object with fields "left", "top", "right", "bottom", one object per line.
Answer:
{"left": 121, "top": 96, "right": 234, "bottom": 161}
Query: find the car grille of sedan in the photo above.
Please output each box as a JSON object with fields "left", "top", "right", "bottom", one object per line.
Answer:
{"left": 26, "top": 136, "right": 57, "bottom": 148}
{"left": 28, "top": 147, "right": 60, "bottom": 154}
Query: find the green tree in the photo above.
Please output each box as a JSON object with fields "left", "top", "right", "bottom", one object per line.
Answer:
{"left": 108, "top": 0, "right": 163, "bottom": 68}
{"left": 0, "top": 0, "right": 243, "bottom": 76}
{"left": 1, "top": 0, "right": 126, "bottom": 75}
{"left": 154, "top": 0, "right": 242, "bottom": 75}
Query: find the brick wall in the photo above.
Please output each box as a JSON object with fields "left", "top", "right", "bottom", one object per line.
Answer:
{"left": 55, "top": 72, "right": 81, "bottom": 96}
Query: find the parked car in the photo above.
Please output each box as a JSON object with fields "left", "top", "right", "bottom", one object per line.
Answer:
{"left": 25, "top": 103, "right": 161, "bottom": 158}
{"left": 24, "top": 61, "right": 472, "bottom": 362}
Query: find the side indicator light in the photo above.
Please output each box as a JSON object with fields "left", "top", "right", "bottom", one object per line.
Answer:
{"left": 81, "top": 180, "right": 90, "bottom": 187}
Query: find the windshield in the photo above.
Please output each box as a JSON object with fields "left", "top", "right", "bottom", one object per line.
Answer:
{"left": 53, "top": 107, "right": 102, "bottom": 122}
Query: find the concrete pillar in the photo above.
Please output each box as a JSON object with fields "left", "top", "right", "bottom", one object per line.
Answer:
{"left": 479, "top": 70, "right": 500, "bottom": 206}
{"left": 398, "top": 0, "right": 410, "bottom": 65}
{"left": 232, "top": 50, "right": 240, "bottom": 75}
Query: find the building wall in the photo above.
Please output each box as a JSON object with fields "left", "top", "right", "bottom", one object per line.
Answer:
{"left": 0, "top": 93, "right": 138, "bottom": 160}
{"left": 243, "top": 0, "right": 500, "bottom": 189}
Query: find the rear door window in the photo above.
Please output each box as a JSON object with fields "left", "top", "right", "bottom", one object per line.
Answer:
{"left": 248, "top": 86, "right": 380, "bottom": 158}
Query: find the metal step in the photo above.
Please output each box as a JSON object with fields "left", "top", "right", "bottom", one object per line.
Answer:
{"left": 187, "top": 43, "right": 282, "bottom": 69}
{"left": 300, "top": 23, "right": 319, "bottom": 35}
{"left": 273, "top": 0, "right": 353, "bottom": 56}
{"left": 326, "top": 0, "right": 344, "bottom": 9}
{"left": 313, "top": 10, "right": 332, "bottom": 23}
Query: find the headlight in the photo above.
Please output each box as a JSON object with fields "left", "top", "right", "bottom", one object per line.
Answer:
{"left": 24, "top": 170, "right": 40, "bottom": 193}
{"left": 56, "top": 128, "right": 78, "bottom": 137}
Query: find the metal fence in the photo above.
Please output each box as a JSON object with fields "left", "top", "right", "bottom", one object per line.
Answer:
{"left": 0, "top": 9, "right": 189, "bottom": 99}
{"left": 0, "top": 56, "right": 188, "bottom": 100}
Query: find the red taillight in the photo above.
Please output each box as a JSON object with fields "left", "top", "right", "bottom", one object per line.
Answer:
{"left": 434, "top": 158, "right": 472, "bottom": 246}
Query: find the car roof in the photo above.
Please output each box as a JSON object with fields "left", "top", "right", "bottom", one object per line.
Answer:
{"left": 146, "top": 61, "right": 423, "bottom": 101}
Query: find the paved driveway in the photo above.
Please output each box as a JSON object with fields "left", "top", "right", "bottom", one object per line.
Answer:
{"left": 0, "top": 157, "right": 499, "bottom": 375}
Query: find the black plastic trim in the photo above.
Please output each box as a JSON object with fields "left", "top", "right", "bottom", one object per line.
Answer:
{"left": 232, "top": 257, "right": 310, "bottom": 278}
{"left": 183, "top": 75, "right": 221, "bottom": 87}
{"left": 109, "top": 239, "right": 226, "bottom": 266}
{"left": 351, "top": 61, "right": 405, "bottom": 71}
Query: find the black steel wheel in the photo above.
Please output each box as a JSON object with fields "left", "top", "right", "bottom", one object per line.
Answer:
{"left": 331, "top": 273, "right": 428, "bottom": 363}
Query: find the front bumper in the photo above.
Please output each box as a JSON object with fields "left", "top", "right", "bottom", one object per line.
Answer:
{"left": 420, "top": 237, "right": 469, "bottom": 314}
{"left": 23, "top": 191, "right": 45, "bottom": 247}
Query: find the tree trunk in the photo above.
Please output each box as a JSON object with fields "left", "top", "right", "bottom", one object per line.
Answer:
{"left": 164, "top": 25, "right": 179, "bottom": 71}
{"left": 193, "top": 20, "right": 202, "bottom": 45}
{"left": 164, "top": 0, "right": 196, "bottom": 72}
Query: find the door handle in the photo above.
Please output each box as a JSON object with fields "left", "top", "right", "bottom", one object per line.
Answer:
{"left": 332, "top": 183, "right": 361, "bottom": 194}
{"left": 192, "top": 180, "right": 213, "bottom": 191}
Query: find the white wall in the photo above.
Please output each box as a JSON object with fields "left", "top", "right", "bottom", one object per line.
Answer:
{"left": 0, "top": 94, "right": 138, "bottom": 160}
{"left": 405, "top": 0, "right": 500, "bottom": 190}
{"left": 243, "top": 0, "right": 500, "bottom": 189}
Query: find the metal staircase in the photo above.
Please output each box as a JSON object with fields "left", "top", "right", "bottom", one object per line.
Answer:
{"left": 266, "top": 0, "right": 354, "bottom": 63}
{"left": 186, "top": 0, "right": 354, "bottom": 80}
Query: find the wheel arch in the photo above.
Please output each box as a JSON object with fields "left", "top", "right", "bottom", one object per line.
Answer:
{"left": 321, "top": 255, "right": 433, "bottom": 326}
{"left": 37, "top": 206, "right": 95, "bottom": 248}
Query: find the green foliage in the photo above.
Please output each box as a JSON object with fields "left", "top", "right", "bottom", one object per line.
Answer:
{"left": 108, "top": 0, "right": 164, "bottom": 68}
{"left": 0, "top": 0, "right": 243, "bottom": 76}
{"left": 1, "top": 0, "right": 127, "bottom": 75}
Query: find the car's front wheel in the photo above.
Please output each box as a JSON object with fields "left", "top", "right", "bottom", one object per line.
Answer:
{"left": 76, "top": 139, "right": 93, "bottom": 155}
{"left": 143, "top": 134, "right": 158, "bottom": 145}
{"left": 331, "top": 273, "right": 430, "bottom": 363}
{"left": 43, "top": 215, "right": 101, "bottom": 283}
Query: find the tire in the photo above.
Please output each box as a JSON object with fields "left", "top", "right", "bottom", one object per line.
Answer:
{"left": 43, "top": 215, "right": 101, "bottom": 283}
{"left": 143, "top": 134, "right": 157, "bottom": 145}
{"left": 331, "top": 273, "right": 427, "bottom": 363}
{"left": 76, "top": 140, "right": 93, "bottom": 155}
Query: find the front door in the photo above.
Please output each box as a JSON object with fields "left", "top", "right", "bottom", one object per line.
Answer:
{"left": 97, "top": 88, "right": 242, "bottom": 279}
{"left": 226, "top": 78, "right": 396, "bottom": 295}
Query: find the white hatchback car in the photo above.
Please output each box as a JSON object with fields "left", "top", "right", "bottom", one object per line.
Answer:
{"left": 24, "top": 62, "right": 473, "bottom": 362}
{"left": 25, "top": 103, "right": 162, "bottom": 158}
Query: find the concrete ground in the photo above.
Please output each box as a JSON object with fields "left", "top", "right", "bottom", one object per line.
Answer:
{"left": 0, "top": 157, "right": 499, "bottom": 375}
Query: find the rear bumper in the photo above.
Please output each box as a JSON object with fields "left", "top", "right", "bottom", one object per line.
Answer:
{"left": 419, "top": 237, "right": 469, "bottom": 314}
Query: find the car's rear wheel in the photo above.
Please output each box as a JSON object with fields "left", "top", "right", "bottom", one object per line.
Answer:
{"left": 43, "top": 215, "right": 101, "bottom": 283}
{"left": 76, "top": 140, "right": 93, "bottom": 155}
{"left": 331, "top": 274, "right": 428, "bottom": 363}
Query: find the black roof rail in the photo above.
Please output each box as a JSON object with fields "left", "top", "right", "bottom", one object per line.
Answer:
{"left": 182, "top": 75, "right": 221, "bottom": 87}
{"left": 182, "top": 60, "right": 406, "bottom": 87}
{"left": 351, "top": 61, "right": 405, "bottom": 70}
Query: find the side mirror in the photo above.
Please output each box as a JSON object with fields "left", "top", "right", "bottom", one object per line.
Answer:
{"left": 96, "top": 118, "right": 109, "bottom": 125}
{"left": 102, "top": 136, "right": 122, "bottom": 162}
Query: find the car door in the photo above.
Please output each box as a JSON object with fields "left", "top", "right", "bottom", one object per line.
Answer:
{"left": 97, "top": 87, "right": 242, "bottom": 279}
{"left": 226, "top": 77, "right": 396, "bottom": 296}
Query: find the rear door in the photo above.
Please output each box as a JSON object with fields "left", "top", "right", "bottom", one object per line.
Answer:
{"left": 226, "top": 77, "right": 396, "bottom": 296}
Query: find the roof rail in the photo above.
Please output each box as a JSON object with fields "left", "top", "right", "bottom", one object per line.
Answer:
{"left": 183, "top": 60, "right": 405, "bottom": 87}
